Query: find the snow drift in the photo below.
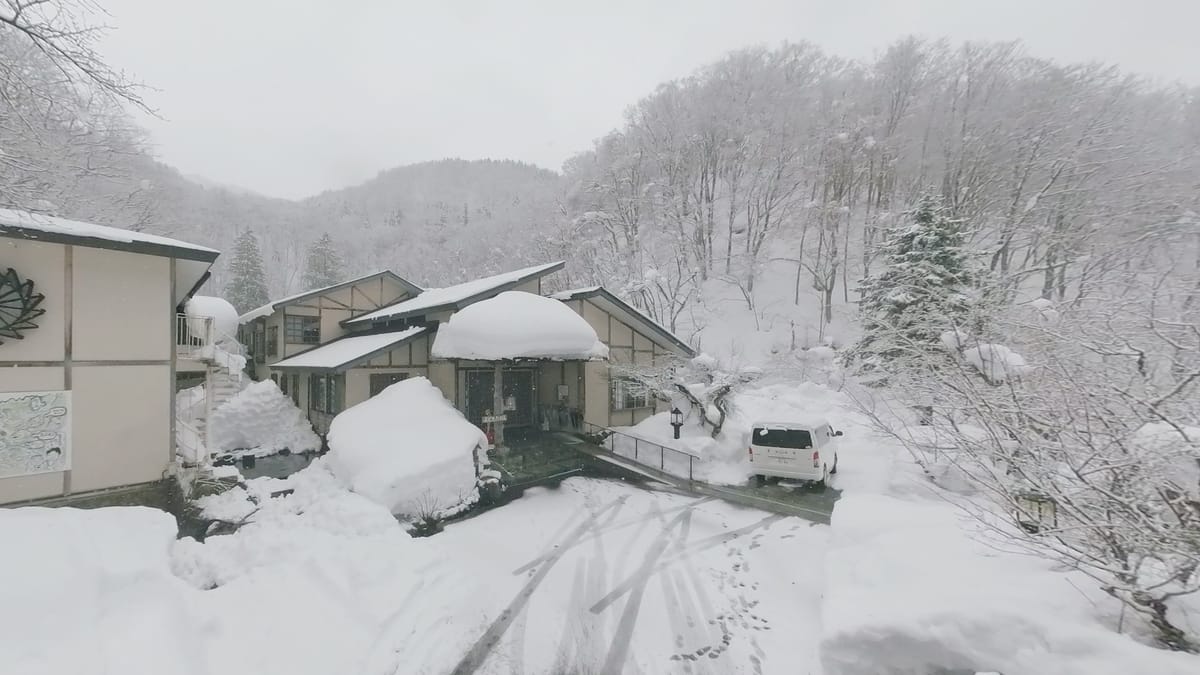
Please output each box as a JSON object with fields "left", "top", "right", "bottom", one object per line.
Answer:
{"left": 431, "top": 290, "right": 608, "bottom": 360}
{"left": 209, "top": 380, "right": 320, "bottom": 457}
{"left": 325, "top": 377, "right": 487, "bottom": 517}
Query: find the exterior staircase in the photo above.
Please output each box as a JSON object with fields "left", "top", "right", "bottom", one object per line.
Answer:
{"left": 175, "top": 312, "right": 246, "bottom": 466}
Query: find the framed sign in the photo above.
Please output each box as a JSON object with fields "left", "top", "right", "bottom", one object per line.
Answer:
{"left": 557, "top": 384, "right": 569, "bottom": 401}
{"left": 0, "top": 390, "right": 71, "bottom": 478}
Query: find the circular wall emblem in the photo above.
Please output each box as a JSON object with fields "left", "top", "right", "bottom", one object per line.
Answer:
{"left": 0, "top": 268, "right": 46, "bottom": 345}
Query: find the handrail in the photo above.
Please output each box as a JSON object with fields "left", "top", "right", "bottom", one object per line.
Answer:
{"left": 581, "top": 421, "right": 699, "bottom": 482}
{"left": 175, "top": 416, "right": 208, "bottom": 466}
{"left": 175, "top": 313, "right": 213, "bottom": 359}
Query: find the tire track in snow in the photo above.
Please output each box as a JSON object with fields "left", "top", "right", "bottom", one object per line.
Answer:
{"left": 449, "top": 495, "right": 628, "bottom": 675}
{"left": 588, "top": 513, "right": 783, "bottom": 615}
{"left": 597, "top": 499, "right": 696, "bottom": 675}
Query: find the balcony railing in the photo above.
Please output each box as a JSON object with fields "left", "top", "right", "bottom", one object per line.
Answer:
{"left": 176, "top": 313, "right": 214, "bottom": 360}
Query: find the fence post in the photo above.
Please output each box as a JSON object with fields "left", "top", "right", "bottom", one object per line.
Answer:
{"left": 661, "top": 446, "right": 665, "bottom": 470}
{"left": 634, "top": 437, "right": 638, "bottom": 461}
{"left": 689, "top": 456, "right": 693, "bottom": 482}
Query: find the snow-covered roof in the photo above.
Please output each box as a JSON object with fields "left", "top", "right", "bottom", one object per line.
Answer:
{"left": 345, "top": 261, "right": 565, "bottom": 325}
{"left": 0, "top": 208, "right": 218, "bottom": 261}
{"left": 551, "top": 285, "right": 695, "bottom": 356}
{"left": 272, "top": 327, "right": 427, "bottom": 370}
{"left": 239, "top": 270, "right": 422, "bottom": 324}
{"left": 431, "top": 291, "right": 608, "bottom": 361}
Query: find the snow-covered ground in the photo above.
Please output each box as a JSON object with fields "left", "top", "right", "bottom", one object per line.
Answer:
{"left": 3, "top": 377, "right": 1198, "bottom": 674}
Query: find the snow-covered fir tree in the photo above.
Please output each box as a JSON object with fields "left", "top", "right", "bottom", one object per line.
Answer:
{"left": 302, "top": 233, "right": 345, "bottom": 290}
{"left": 224, "top": 230, "right": 270, "bottom": 314}
{"left": 849, "top": 194, "right": 979, "bottom": 379}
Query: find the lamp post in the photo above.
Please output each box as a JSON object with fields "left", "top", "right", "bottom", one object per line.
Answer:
{"left": 670, "top": 407, "right": 683, "bottom": 440}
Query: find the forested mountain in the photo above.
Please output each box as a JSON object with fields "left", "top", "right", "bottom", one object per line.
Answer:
{"left": 4, "top": 28, "right": 1198, "bottom": 363}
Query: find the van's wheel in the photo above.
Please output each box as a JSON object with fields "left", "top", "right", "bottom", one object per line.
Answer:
{"left": 817, "top": 465, "right": 829, "bottom": 489}
{"left": 755, "top": 474, "right": 766, "bottom": 488}
{"left": 830, "top": 454, "right": 839, "bottom": 475}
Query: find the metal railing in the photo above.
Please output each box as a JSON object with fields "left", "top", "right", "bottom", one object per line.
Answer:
{"left": 581, "top": 421, "right": 700, "bottom": 482}
{"left": 175, "top": 313, "right": 214, "bottom": 359}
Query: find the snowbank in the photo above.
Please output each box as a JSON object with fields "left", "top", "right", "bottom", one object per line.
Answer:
{"left": 0, "top": 507, "right": 207, "bottom": 675}
{"left": 0, "top": 470, "right": 490, "bottom": 675}
{"left": 821, "top": 492, "right": 1200, "bottom": 675}
{"left": 963, "top": 342, "right": 1028, "bottom": 383}
{"left": 209, "top": 380, "right": 320, "bottom": 456}
{"left": 326, "top": 377, "right": 486, "bottom": 516}
{"left": 431, "top": 291, "right": 609, "bottom": 360}
{"left": 185, "top": 295, "right": 240, "bottom": 342}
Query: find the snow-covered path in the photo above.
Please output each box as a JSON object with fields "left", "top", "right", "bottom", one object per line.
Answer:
{"left": 432, "top": 478, "right": 828, "bottom": 675}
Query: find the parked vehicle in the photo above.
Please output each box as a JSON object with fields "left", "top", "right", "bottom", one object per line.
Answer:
{"left": 748, "top": 420, "right": 842, "bottom": 487}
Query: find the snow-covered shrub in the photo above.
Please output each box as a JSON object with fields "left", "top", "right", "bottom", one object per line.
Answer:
{"left": 325, "top": 377, "right": 487, "bottom": 519}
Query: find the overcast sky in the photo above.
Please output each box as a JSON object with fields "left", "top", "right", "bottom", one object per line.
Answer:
{"left": 96, "top": 0, "right": 1199, "bottom": 200}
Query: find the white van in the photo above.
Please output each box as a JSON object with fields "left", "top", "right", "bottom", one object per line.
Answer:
{"left": 748, "top": 420, "right": 842, "bottom": 487}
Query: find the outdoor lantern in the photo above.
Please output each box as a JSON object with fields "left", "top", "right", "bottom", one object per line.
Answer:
{"left": 670, "top": 407, "right": 684, "bottom": 440}
{"left": 1015, "top": 491, "right": 1057, "bottom": 534}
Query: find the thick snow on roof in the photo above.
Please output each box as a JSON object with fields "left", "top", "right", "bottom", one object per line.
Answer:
{"left": 185, "top": 296, "right": 239, "bottom": 338}
{"left": 273, "top": 327, "right": 426, "bottom": 370}
{"left": 549, "top": 285, "right": 602, "bottom": 300}
{"left": 432, "top": 291, "right": 608, "bottom": 360}
{"left": 0, "top": 208, "right": 217, "bottom": 255}
{"left": 347, "top": 261, "right": 563, "bottom": 325}
{"left": 238, "top": 270, "right": 408, "bottom": 324}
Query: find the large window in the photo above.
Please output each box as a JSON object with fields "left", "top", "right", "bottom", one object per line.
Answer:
{"left": 266, "top": 326, "right": 279, "bottom": 357}
{"left": 369, "top": 372, "right": 408, "bottom": 398}
{"left": 611, "top": 376, "right": 650, "bottom": 411}
{"left": 308, "top": 374, "right": 343, "bottom": 414}
{"left": 286, "top": 315, "right": 321, "bottom": 344}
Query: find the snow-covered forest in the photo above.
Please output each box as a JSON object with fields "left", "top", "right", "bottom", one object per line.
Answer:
{"left": 6, "top": 28, "right": 1198, "bottom": 360}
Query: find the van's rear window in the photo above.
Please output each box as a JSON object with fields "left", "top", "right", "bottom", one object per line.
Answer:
{"left": 753, "top": 428, "right": 813, "bottom": 449}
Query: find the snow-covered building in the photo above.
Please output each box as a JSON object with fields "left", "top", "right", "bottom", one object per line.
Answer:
{"left": 0, "top": 209, "right": 220, "bottom": 504}
{"left": 239, "top": 263, "right": 694, "bottom": 437}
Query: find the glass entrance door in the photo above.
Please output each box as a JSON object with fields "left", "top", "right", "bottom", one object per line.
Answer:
{"left": 462, "top": 368, "right": 536, "bottom": 428}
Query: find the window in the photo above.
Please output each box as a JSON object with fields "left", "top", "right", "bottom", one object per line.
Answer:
{"left": 611, "top": 376, "right": 650, "bottom": 411}
{"left": 369, "top": 372, "right": 408, "bottom": 398}
{"left": 751, "top": 428, "right": 813, "bottom": 450}
{"left": 308, "top": 374, "right": 342, "bottom": 414}
{"left": 253, "top": 327, "right": 266, "bottom": 363}
{"left": 277, "top": 373, "right": 286, "bottom": 394}
{"left": 286, "top": 315, "right": 321, "bottom": 344}
{"left": 266, "top": 326, "right": 279, "bottom": 357}
{"left": 289, "top": 374, "right": 300, "bottom": 406}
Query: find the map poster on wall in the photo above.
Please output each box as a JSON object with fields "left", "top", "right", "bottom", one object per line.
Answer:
{"left": 0, "top": 390, "right": 71, "bottom": 478}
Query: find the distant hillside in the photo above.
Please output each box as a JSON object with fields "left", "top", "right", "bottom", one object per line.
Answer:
{"left": 108, "top": 158, "right": 565, "bottom": 298}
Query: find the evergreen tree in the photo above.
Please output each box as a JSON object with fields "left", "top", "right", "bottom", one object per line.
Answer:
{"left": 849, "top": 194, "right": 979, "bottom": 379}
{"left": 224, "top": 230, "right": 270, "bottom": 314}
{"left": 302, "top": 233, "right": 345, "bottom": 290}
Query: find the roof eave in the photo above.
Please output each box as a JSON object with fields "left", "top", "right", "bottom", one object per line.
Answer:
{"left": 0, "top": 225, "right": 219, "bottom": 263}
{"left": 560, "top": 287, "right": 695, "bottom": 356}
{"left": 344, "top": 260, "right": 566, "bottom": 327}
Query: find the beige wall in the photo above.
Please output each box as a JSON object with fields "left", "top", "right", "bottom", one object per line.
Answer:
{"left": 73, "top": 247, "right": 170, "bottom": 361}
{"left": 567, "top": 296, "right": 685, "bottom": 429}
{"left": 70, "top": 365, "right": 171, "bottom": 492}
{"left": 0, "top": 238, "right": 179, "bottom": 504}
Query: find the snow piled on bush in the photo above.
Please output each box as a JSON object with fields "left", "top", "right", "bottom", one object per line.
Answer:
{"left": 963, "top": 342, "right": 1029, "bottom": 383}
{"left": 326, "top": 376, "right": 487, "bottom": 517}
{"left": 209, "top": 380, "right": 320, "bottom": 457}
{"left": 0, "top": 506, "right": 206, "bottom": 675}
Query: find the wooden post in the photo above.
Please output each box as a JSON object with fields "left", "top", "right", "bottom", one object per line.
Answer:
{"left": 492, "top": 362, "right": 505, "bottom": 451}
